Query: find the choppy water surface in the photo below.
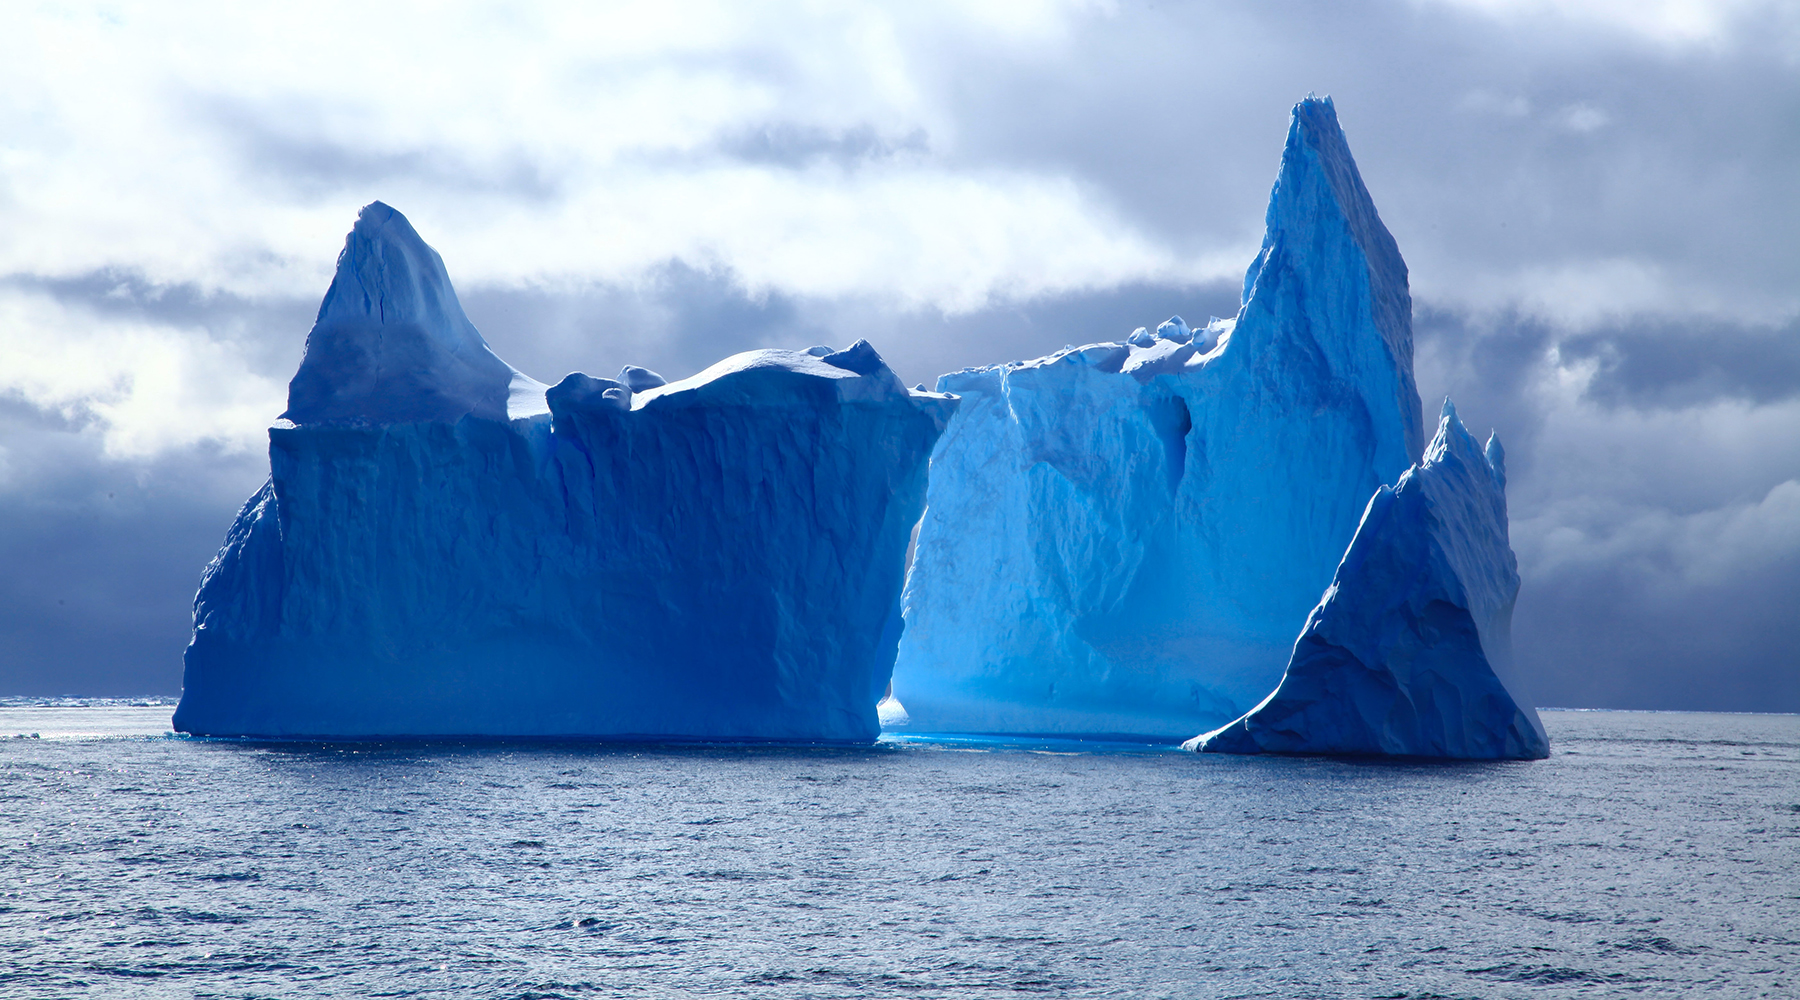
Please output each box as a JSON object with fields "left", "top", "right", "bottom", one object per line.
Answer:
{"left": 2, "top": 708, "right": 1795, "bottom": 999}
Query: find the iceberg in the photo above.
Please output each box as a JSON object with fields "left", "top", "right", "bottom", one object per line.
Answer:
{"left": 891, "top": 96, "right": 1425, "bottom": 738}
{"left": 173, "top": 203, "right": 955, "bottom": 741}
{"left": 1187, "top": 402, "right": 1548, "bottom": 759}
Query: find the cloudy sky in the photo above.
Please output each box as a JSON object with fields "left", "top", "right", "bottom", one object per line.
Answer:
{"left": 3, "top": 0, "right": 1796, "bottom": 709}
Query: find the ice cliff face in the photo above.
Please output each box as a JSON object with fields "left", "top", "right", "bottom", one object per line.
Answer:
{"left": 891, "top": 97, "right": 1425, "bottom": 738}
{"left": 174, "top": 204, "right": 955, "bottom": 741}
{"left": 1187, "top": 403, "right": 1548, "bottom": 759}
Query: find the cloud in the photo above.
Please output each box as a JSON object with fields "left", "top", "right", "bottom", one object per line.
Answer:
{"left": 1457, "top": 90, "right": 1532, "bottom": 117}
{"left": 1421, "top": 0, "right": 1800, "bottom": 49}
{"left": 1521, "top": 479, "right": 1800, "bottom": 592}
{"left": 1559, "top": 316, "right": 1800, "bottom": 411}
{"left": 0, "top": 286, "right": 287, "bottom": 464}
{"left": 1415, "top": 303, "right": 1800, "bottom": 711}
{"left": 1509, "top": 477, "right": 1800, "bottom": 711}
{"left": 0, "top": 414, "right": 267, "bottom": 696}
{"left": 3, "top": 0, "right": 1174, "bottom": 306}
{"left": 5, "top": 1, "right": 1795, "bottom": 324}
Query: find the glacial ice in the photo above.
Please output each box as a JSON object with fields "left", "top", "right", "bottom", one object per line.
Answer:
{"left": 891, "top": 96, "right": 1427, "bottom": 739}
{"left": 173, "top": 202, "right": 956, "bottom": 741}
{"left": 1187, "top": 403, "right": 1548, "bottom": 759}
{"left": 283, "top": 202, "right": 550, "bottom": 426}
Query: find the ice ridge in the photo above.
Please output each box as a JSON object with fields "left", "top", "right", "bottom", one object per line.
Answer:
{"left": 1187, "top": 402, "right": 1548, "bottom": 759}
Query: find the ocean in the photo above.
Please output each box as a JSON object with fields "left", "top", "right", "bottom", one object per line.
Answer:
{"left": 1, "top": 706, "right": 1795, "bottom": 999}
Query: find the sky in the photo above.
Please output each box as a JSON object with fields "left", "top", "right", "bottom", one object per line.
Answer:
{"left": 2, "top": 0, "right": 1797, "bottom": 710}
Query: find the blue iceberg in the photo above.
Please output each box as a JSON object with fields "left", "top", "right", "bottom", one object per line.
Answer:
{"left": 891, "top": 97, "right": 1425, "bottom": 738}
{"left": 1187, "top": 403, "right": 1548, "bottom": 759}
{"left": 174, "top": 203, "right": 955, "bottom": 741}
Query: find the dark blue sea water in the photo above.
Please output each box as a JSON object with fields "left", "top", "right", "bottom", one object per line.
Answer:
{"left": 1, "top": 706, "right": 1795, "bottom": 999}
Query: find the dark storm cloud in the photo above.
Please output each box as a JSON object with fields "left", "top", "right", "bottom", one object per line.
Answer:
{"left": 1411, "top": 303, "right": 1800, "bottom": 713}
{"left": 0, "top": 273, "right": 300, "bottom": 698}
{"left": 1412, "top": 306, "right": 1556, "bottom": 441}
{"left": 1, "top": 271, "right": 314, "bottom": 379}
{"left": 1561, "top": 317, "right": 1800, "bottom": 411}
{"left": 1516, "top": 545, "right": 1800, "bottom": 713}
{"left": 923, "top": 2, "right": 1800, "bottom": 313}
{"left": 0, "top": 409, "right": 266, "bottom": 697}
{"left": 5, "top": 271, "right": 292, "bottom": 330}
{"left": 1413, "top": 305, "right": 1800, "bottom": 480}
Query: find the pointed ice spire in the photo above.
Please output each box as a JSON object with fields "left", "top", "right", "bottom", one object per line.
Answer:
{"left": 1425, "top": 397, "right": 1482, "bottom": 466}
{"left": 1484, "top": 431, "right": 1507, "bottom": 491}
{"left": 1415, "top": 399, "right": 1518, "bottom": 657}
{"left": 283, "top": 202, "right": 546, "bottom": 425}
{"left": 1237, "top": 96, "right": 1425, "bottom": 467}
{"left": 1188, "top": 396, "right": 1543, "bottom": 760}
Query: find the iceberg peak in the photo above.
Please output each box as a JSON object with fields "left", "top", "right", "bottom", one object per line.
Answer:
{"left": 1484, "top": 431, "right": 1507, "bottom": 490}
{"left": 284, "top": 202, "right": 547, "bottom": 426}
{"left": 1245, "top": 95, "right": 1423, "bottom": 465}
{"left": 892, "top": 98, "right": 1431, "bottom": 739}
{"left": 1187, "top": 399, "right": 1546, "bottom": 759}
{"left": 1425, "top": 398, "right": 1483, "bottom": 471}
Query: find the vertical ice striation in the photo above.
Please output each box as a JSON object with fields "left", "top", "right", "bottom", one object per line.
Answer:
{"left": 892, "top": 97, "right": 1424, "bottom": 738}
{"left": 1188, "top": 403, "right": 1548, "bottom": 759}
{"left": 175, "top": 204, "right": 955, "bottom": 741}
